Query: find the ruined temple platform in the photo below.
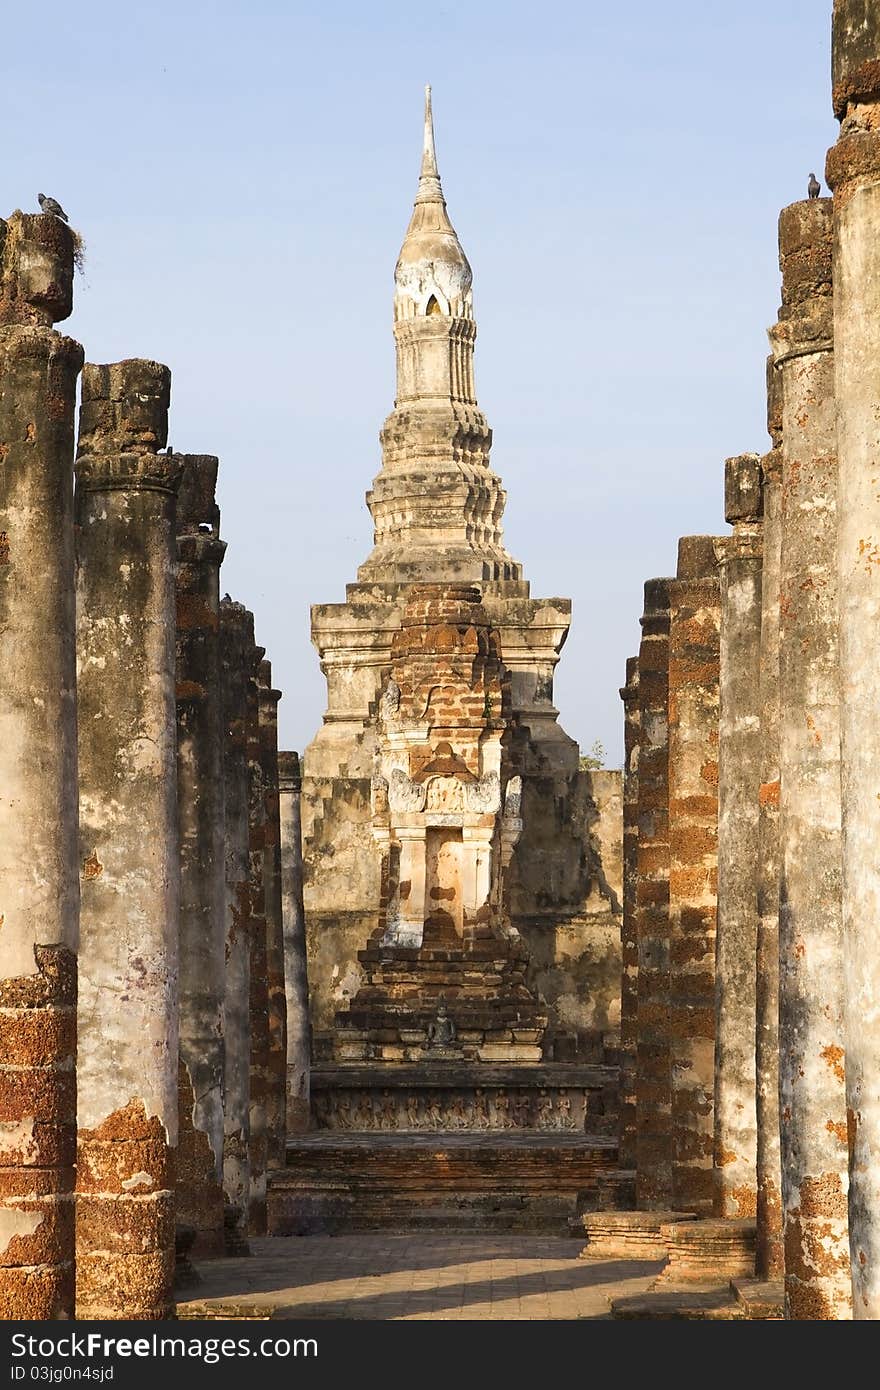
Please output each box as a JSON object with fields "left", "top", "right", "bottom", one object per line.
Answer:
{"left": 178, "top": 1234, "right": 663, "bottom": 1320}
{"left": 268, "top": 1131, "right": 620, "bottom": 1235}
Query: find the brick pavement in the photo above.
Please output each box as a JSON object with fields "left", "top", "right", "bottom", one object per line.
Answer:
{"left": 177, "top": 1235, "right": 663, "bottom": 1320}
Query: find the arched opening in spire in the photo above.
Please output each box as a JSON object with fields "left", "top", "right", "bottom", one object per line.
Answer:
{"left": 426, "top": 294, "right": 442, "bottom": 316}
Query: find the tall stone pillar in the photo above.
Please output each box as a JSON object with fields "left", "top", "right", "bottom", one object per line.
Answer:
{"left": 771, "top": 198, "right": 850, "bottom": 1319}
{"left": 258, "top": 660, "right": 287, "bottom": 1170}
{"left": 247, "top": 641, "right": 269, "bottom": 1234}
{"left": 618, "top": 658, "right": 640, "bottom": 1173}
{"left": 826, "top": 0, "right": 880, "bottom": 1319}
{"left": 0, "top": 211, "right": 82, "bottom": 1319}
{"left": 75, "top": 360, "right": 181, "bottom": 1320}
{"left": 713, "top": 456, "right": 762, "bottom": 1221}
{"left": 634, "top": 577, "right": 674, "bottom": 1209}
{"left": 219, "top": 599, "right": 253, "bottom": 1253}
{"left": 755, "top": 359, "right": 784, "bottom": 1281}
{"left": 175, "top": 455, "right": 227, "bottom": 1257}
{"left": 278, "top": 752, "right": 311, "bottom": 1136}
{"left": 667, "top": 536, "right": 721, "bottom": 1216}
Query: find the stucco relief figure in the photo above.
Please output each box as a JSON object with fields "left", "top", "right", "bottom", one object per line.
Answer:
{"left": 389, "top": 767, "right": 426, "bottom": 812}
{"left": 495, "top": 1089, "right": 512, "bottom": 1129}
{"left": 503, "top": 775, "right": 523, "bottom": 819}
{"left": 335, "top": 1094, "right": 352, "bottom": 1130}
{"left": 405, "top": 1092, "right": 421, "bottom": 1130}
{"left": 473, "top": 1088, "right": 490, "bottom": 1129}
{"left": 448, "top": 1094, "right": 467, "bottom": 1129}
{"left": 556, "top": 1089, "right": 574, "bottom": 1130}
{"left": 380, "top": 1090, "right": 397, "bottom": 1129}
{"left": 426, "top": 999, "right": 457, "bottom": 1048}
{"left": 427, "top": 1092, "right": 443, "bottom": 1128}
{"left": 355, "top": 1093, "right": 373, "bottom": 1128}
{"left": 537, "top": 1088, "right": 554, "bottom": 1129}
{"left": 313, "top": 1094, "right": 331, "bottom": 1129}
{"left": 466, "top": 770, "right": 501, "bottom": 814}
{"left": 425, "top": 776, "right": 465, "bottom": 812}
{"left": 514, "top": 1092, "right": 531, "bottom": 1127}
{"left": 371, "top": 773, "right": 389, "bottom": 817}
{"left": 380, "top": 678, "right": 401, "bottom": 723}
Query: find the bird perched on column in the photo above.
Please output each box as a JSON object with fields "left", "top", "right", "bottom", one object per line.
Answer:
{"left": 808, "top": 172, "right": 821, "bottom": 199}
{"left": 37, "top": 193, "right": 69, "bottom": 222}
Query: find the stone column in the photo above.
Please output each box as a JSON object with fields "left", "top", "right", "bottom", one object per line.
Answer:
{"left": 618, "top": 658, "right": 640, "bottom": 1173}
{"left": 771, "top": 197, "right": 850, "bottom": 1319}
{"left": 247, "top": 640, "right": 269, "bottom": 1234}
{"left": 175, "top": 455, "right": 227, "bottom": 1257}
{"left": 755, "top": 358, "right": 784, "bottom": 1281}
{"left": 826, "top": 0, "right": 880, "bottom": 1318}
{"left": 258, "top": 660, "right": 287, "bottom": 1170}
{"left": 713, "top": 455, "right": 762, "bottom": 1221}
{"left": 667, "top": 536, "right": 721, "bottom": 1216}
{"left": 74, "top": 360, "right": 181, "bottom": 1320}
{"left": 634, "top": 577, "right": 674, "bottom": 1209}
{"left": 219, "top": 599, "right": 252, "bottom": 1254}
{"left": 0, "top": 211, "right": 82, "bottom": 1319}
{"left": 278, "top": 752, "right": 311, "bottom": 1136}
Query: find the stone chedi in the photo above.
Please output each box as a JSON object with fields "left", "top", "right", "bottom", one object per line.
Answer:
{"left": 304, "top": 88, "right": 622, "bottom": 1068}
{"left": 339, "top": 581, "right": 546, "bottom": 1062}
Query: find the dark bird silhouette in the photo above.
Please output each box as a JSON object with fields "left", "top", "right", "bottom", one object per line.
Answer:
{"left": 37, "top": 193, "right": 69, "bottom": 221}
{"left": 808, "top": 172, "right": 821, "bottom": 200}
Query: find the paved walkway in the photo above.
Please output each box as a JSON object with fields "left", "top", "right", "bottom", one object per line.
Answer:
{"left": 179, "top": 1235, "right": 662, "bottom": 1320}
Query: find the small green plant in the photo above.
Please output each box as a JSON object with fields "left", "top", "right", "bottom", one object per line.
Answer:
{"left": 579, "top": 739, "right": 605, "bottom": 770}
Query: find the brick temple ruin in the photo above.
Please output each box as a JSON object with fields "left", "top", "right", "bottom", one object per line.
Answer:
{"left": 3, "top": 0, "right": 880, "bottom": 1323}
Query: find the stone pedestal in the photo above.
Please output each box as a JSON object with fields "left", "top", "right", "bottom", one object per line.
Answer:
{"left": 827, "top": 0, "right": 880, "bottom": 1319}
{"left": 667, "top": 537, "right": 721, "bottom": 1215}
{"left": 74, "top": 360, "right": 180, "bottom": 1320}
{"left": 770, "top": 198, "right": 851, "bottom": 1320}
{"left": 175, "top": 454, "right": 227, "bottom": 1259}
{"left": 713, "top": 458, "right": 762, "bottom": 1222}
{"left": 657, "top": 1218, "right": 757, "bottom": 1284}
{"left": 278, "top": 752, "right": 311, "bottom": 1136}
{"left": 0, "top": 211, "right": 82, "bottom": 1319}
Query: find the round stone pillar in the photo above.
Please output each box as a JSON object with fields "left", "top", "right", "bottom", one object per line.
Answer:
{"left": 175, "top": 455, "right": 227, "bottom": 1257}
{"left": 278, "top": 751, "right": 312, "bottom": 1137}
{"left": 0, "top": 211, "right": 82, "bottom": 1319}
{"left": 74, "top": 359, "right": 181, "bottom": 1320}
{"left": 247, "top": 642, "right": 268, "bottom": 1233}
{"left": 667, "top": 536, "right": 721, "bottom": 1215}
{"left": 219, "top": 599, "right": 253, "bottom": 1254}
{"left": 713, "top": 456, "right": 763, "bottom": 1221}
{"left": 827, "top": 0, "right": 880, "bottom": 1318}
{"left": 634, "top": 577, "right": 674, "bottom": 1209}
{"left": 755, "top": 359, "right": 784, "bottom": 1281}
{"left": 770, "top": 198, "right": 851, "bottom": 1320}
{"left": 618, "top": 658, "right": 640, "bottom": 1174}
{"left": 258, "top": 660, "right": 287, "bottom": 1170}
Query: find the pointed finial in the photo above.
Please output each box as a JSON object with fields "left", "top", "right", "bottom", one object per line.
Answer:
{"left": 421, "top": 84, "right": 438, "bottom": 178}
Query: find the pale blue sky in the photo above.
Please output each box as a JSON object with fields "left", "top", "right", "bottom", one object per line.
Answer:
{"left": 5, "top": 1, "right": 837, "bottom": 763}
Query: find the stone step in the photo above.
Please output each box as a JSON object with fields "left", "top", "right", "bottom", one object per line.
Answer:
{"left": 611, "top": 1287, "right": 744, "bottom": 1320}
{"left": 578, "top": 1209, "right": 698, "bottom": 1261}
{"left": 730, "top": 1277, "right": 784, "bottom": 1319}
